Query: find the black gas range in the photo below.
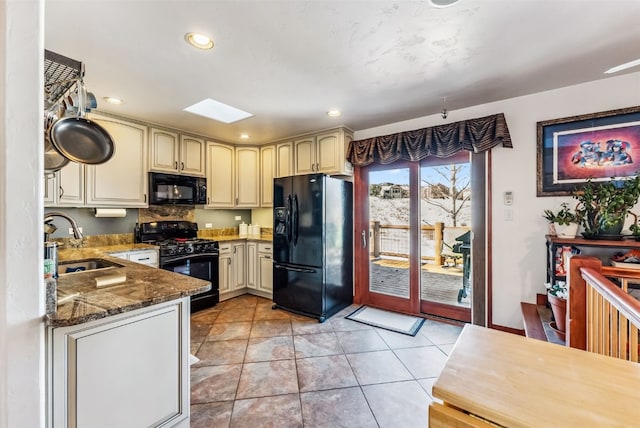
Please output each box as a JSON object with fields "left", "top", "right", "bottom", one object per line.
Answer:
{"left": 136, "top": 221, "right": 219, "bottom": 312}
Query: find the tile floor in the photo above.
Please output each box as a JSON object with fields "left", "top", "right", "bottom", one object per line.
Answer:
{"left": 189, "top": 295, "right": 463, "bottom": 427}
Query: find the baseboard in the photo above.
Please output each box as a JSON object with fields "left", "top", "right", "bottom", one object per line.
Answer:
{"left": 491, "top": 323, "right": 525, "bottom": 336}
{"left": 536, "top": 293, "right": 548, "bottom": 306}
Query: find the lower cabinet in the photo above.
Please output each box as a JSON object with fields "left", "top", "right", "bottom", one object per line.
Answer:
{"left": 219, "top": 241, "right": 246, "bottom": 297}
{"left": 258, "top": 243, "right": 273, "bottom": 294}
{"left": 47, "top": 298, "right": 190, "bottom": 428}
{"left": 219, "top": 241, "right": 273, "bottom": 300}
{"left": 110, "top": 249, "right": 159, "bottom": 268}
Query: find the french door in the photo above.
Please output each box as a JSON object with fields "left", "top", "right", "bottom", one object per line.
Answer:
{"left": 354, "top": 152, "right": 476, "bottom": 323}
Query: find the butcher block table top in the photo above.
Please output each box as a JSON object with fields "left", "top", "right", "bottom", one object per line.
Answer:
{"left": 432, "top": 324, "right": 640, "bottom": 427}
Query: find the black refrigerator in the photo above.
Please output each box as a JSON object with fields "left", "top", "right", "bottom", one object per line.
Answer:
{"left": 273, "top": 173, "right": 353, "bottom": 322}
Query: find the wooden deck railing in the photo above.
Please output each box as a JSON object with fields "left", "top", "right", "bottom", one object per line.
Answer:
{"left": 568, "top": 255, "right": 640, "bottom": 362}
{"left": 369, "top": 221, "right": 469, "bottom": 265}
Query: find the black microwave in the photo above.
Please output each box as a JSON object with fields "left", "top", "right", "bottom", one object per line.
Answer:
{"left": 148, "top": 172, "right": 207, "bottom": 205}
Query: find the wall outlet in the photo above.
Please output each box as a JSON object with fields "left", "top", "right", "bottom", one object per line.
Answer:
{"left": 205, "top": 223, "right": 213, "bottom": 229}
{"left": 68, "top": 227, "right": 83, "bottom": 235}
{"left": 235, "top": 216, "right": 242, "bottom": 221}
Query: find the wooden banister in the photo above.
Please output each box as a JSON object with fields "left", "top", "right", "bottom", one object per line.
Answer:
{"left": 568, "top": 255, "right": 640, "bottom": 362}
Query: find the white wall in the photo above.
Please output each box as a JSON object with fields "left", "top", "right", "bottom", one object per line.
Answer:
{"left": 355, "top": 71, "right": 640, "bottom": 329}
{"left": 0, "top": 1, "right": 45, "bottom": 427}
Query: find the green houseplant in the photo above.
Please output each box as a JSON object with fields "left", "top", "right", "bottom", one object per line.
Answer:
{"left": 542, "top": 203, "right": 581, "bottom": 238}
{"left": 573, "top": 175, "right": 640, "bottom": 239}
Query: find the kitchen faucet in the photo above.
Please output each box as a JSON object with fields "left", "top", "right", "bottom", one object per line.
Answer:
{"left": 44, "top": 211, "right": 84, "bottom": 241}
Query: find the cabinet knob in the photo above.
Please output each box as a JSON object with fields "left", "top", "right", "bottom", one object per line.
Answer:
{"left": 181, "top": 162, "right": 184, "bottom": 170}
{"left": 174, "top": 161, "right": 178, "bottom": 169}
{"left": 59, "top": 186, "right": 64, "bottom": 198}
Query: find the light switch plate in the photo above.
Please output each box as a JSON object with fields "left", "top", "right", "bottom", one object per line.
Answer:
{"left": 504, "top": 191, "right": 513, "bottom": 205}
{"left": 68, "top": 227, "right": 83, "bottom": 235}
{"left": 205, "top": 223, "right": 212, "bottom": 228}
{"left": 235, "top": 216, "right": 242, "bottom": 221}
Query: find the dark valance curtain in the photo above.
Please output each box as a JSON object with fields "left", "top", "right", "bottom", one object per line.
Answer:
{"left": 346, "top": 113, "right": 513, "bottom": 167}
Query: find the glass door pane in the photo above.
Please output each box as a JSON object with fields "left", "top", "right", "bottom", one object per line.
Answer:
{"left": 420, "top": 156, "right": 472, "bottom": 322}
{"left": 368, "top": 167, "right": 412, "bottom": 305}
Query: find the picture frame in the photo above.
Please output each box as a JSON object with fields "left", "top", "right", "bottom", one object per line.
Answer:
{"left": 536, "top": 105, "right": 640, "bottom": 196}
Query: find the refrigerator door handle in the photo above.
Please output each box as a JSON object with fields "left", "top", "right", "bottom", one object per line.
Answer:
{"left": 286, "top": 194, "right": 293, "bottom": 243}
{"left": 361, "top": 230, "right": 367, "bottom": 248}
{"left": 292, "top": 194, "right": 299, "bottom": 245}
{"left": 274, "top": 264, "right": 316, "bottom": 274}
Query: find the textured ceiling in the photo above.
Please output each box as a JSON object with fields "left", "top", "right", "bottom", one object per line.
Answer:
{"left": 44, "top": 0, "right": 640, "bottom": 144}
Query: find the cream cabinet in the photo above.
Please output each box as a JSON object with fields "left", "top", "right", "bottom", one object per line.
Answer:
{"left": 86, "top": 113, "right": 149, "bottom": 207}
{"left": 258, "top": 242, "right": 273, "bottom": 294}
{"left": 219, "top": 241, "right": 246, "bottom": 296}
{"left": 293, "top": 127, "right": 353, "bottom": 176}
{"left": 47, "top": 299, "right": 190, "bottom": 428}
{"left": 44, "top": 162, "right": 85, "bottom": 207}
{"left": 110, "top": 249, "right": 159, "bottom": 268}
{"left": 235, "top": 147, "right": 260, "bottom": 208}
{"left": 205, "top": 142, "right": 235, "bottom": 208}
{"left": 149, "top": 128, "right": 205, "bottom": 177}
{"left": 246, "top": 242, "right": 258, "bottom": 289}
{"left": 294, "top": 136, "right": 316, "bottom": 175}
{"left": 260, "top": 145, "right": 275, "bottom": 207}
{"left": 245, "top": 241, "right": 273, "bottom": 298}
{"left": 276, "top": 142, "right": 294, "bottom": 178}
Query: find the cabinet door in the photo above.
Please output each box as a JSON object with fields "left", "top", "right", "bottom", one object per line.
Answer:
{"left": 232, "top": 243, "right": 246, "bottom": 290}
{"left": 276, "top": 142, "right": 294, "bottom": 178}
{"left": 180, "top": 136, "right": 205, "bottom": 177}
{"left": 316, "top": 128, "right": 353, "bottom": 176}
{"left": 260, "top": 145, "right": 275, "bottom": 207}
{"left": 247, "top": 242, "right": 258, "bottom": 289}
{"left": 259, "top": 253, "right": 273, "bottom": 293}
{"left": 149, "top": 128, "right": 179, "bottom": 174}
{"left": 86, "top": 114, "right": 148, "bottom": 207}
{"left": 58, "top": 161, "right": 85, "bottom": 206}
{"left": 49, "top": 301, "right": 188, "bottom": 428}
{"left": 316, "top": 131, "right": 340, "bottom": 174}
{"left": 44, "top": 173, "right": 57, "bottom": 206}
{"left": 206, "top": 142, "right": 235, "bottom": 208}
{"left": 294, "top": 136, "right": 316, "bottom": 175}
{"left": 219, "top": 253, "right": 232, "bottom": 293}
{"left": 235, "top": 147, "right": 260, "bottom": 208}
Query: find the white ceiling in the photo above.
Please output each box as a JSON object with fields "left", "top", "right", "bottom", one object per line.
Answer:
{"left": 44, "top": 0, "right": 640, "bottom": 145}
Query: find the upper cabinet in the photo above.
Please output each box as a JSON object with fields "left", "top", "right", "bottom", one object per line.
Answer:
{"left": 86, "top": 113, "right": 149, "bottom": 207}
{"left": 260, "top": 145, "right": 275, "bottom": 208}
{"left": 276, "top": 142, "right": 293, "bottom": 178}
{"left": 149, "top": 128, "right": 205, "bottom": 177}
{"left": 235, "top": 147, "right": 260, "bottom": 208}
{"left": 206, "top": 142, "right": 235, "bottom": 208}
{"left": 293, "top": 127, "right": 353, "bottom": 176}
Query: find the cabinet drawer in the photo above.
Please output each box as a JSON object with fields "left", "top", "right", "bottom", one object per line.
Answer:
{"left": 128, "top": 250, "right": 158, "bottom": 266}
{"left": 258, "top": 243, "right": 272, "bottom": 253}
{"left": 219, "top": 243, "right": 232, "bottom": 254}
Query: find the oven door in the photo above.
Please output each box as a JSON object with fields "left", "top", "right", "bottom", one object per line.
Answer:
{"left": 160, "top": 252, "right": 219, "bottom": 312}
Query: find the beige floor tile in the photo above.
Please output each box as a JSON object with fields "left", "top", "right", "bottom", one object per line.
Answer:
{"left": 190, "top": 401, "right": 233, "bottom": 428}
{"left": 235, "top": 360, "right": 298, "bottom": 399}
{"left": 300, "top": 387, "right": 378, "bottom": 428}
{"left": 362, "top": 380, "right": 432, "bottom": 428}
{"left": 245, "top": 336, "right": 295, "bottom": 362}
{"left": 230, "top": 394, "right": 302, "bottom": 428}
{"left": 296, "top": 354, "right": 358, "bottom": 392}
{"left": 191, "top": 364, "right": 242, "bottom": 403}
{"left": 346, "top": 350, "right": 413, "bottom": 385}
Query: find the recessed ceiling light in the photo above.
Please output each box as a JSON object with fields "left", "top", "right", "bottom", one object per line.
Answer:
{"left": 240, "top": 133, "right": 250, "bottom": 140}
{"left": 185, "top": 32, "right": 214, "bottom": 50}
{"left": 604, "top": 58, "right": 640, "bottom": 74}
{"left": 103, "top": 97, "right": 124, "bottom": 105}
{"left": 327, "top": 109, "right": 342, "bottom": 117}
{"left": 184, "top": 98, "right": 253, "bottom": 124}
{"left": 429, "top": 0, "right": 461, "bottom": 7}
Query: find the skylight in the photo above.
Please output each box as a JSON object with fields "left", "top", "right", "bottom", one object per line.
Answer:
{"left": 183, "top": 98, "right": 253, "bottom": 124}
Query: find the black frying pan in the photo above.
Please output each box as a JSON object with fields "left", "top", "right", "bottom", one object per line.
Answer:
{"left": 49, "top": 82, "right": 115, "bottom": 165}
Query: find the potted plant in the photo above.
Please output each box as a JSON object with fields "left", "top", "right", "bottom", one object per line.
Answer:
{"left": 542, "top": 203, "right": 581, "bottom": 238}
{"left": 546, "top": 281, "right": 568, "bottom": 339}
{"left": 574, "top": 175, "right": 640, "bottom": 239}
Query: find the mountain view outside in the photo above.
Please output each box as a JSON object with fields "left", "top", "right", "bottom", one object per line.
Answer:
{"left": 368, "top": 163, "right": 472, "bottom": 308}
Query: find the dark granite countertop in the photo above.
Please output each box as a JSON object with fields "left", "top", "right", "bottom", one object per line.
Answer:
{"left": 47, "top": 244, "right": 211, "bottom": 327}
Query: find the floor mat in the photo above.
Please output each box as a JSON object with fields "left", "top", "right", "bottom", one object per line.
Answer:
{"left": 345, "top": 306, "right": 425, "bottom": 336}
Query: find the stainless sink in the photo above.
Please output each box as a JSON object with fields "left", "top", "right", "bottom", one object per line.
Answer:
{"left": 58, "top": 258, "right": 125, "bottom": 276}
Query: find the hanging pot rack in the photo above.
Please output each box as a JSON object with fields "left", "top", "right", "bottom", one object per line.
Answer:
{"left": 44, "top": 49, "right": 84, "bottom": 105}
